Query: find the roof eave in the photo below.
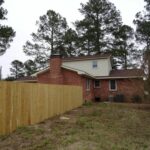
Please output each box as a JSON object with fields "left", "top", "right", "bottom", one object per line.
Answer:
{"left": 95, "top": 76, "right": 144, "bottom": 79}
{"left": 15, "top": 80, "right": 38, "bottom": 82}
{"left": 31, "top": 68, "right": 50, "bottom": 77}
{"left": 63, "top": 56, "right": 111, "bottom": 62}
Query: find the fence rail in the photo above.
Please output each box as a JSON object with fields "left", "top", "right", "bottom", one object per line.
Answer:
{"left": 0, "top": 81, "right": 83, "bottom": 135}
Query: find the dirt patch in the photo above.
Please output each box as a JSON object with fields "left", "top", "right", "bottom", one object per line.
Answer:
{"left": 64, "top": 141, "right": 98, "bottom": 150}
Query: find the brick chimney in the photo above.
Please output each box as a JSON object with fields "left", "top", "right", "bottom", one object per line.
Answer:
{"left": 49, "top": 52, "right": 63, "bottom": 84}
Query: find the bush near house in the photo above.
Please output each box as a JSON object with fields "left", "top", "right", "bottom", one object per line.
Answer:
{"left": 131, "top": 94, "right": 142, "bottom": 103}
{"left": 114, "top": 93, "right": 125, "bottom": 102}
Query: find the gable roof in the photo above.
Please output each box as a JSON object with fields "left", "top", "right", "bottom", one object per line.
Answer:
{"left": 19, "top": 68, "right": 144, "bottom": 82}
{"left": 31, "top": 65, "right": 95, "bottom": 78}
{"left": 31, "top": 53, "right": 111, "bottom": 77}
{"left": 16, "top": 76, "right": 37, "bottom": 82}
{"left": 28, "top": 54, "right": 144, "bottom": 80}
{"left": 96, "top": 69, "right": 144, "bottom": 79}
{"left": 31, "top": 67, "right": 49, "bottom": 77}
{"left": 110, "top": 69, "right": 144, "bottom": 77}
{"left": 63, "top": 53, "right": 111, "bottom": 62}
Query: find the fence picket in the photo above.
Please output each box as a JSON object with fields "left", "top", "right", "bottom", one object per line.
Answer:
{"left": 0, "top": 81, "right": 83, "bottom": 135}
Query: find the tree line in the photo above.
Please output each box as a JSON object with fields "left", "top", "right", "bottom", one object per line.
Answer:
{"left": 0, "top": 0, "right": 150, "bottom": 82}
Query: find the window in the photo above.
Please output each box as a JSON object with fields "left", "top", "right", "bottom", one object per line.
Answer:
{"left": 86, "top": 79, "right": 91, "bottom": 91}
{"left": 92, "top": 60, "right": 97, "bottom": 68}
{"left": 94, "top": 80, "right": 100, "bottom": 88}
{"left": 109, "top": 80, "right": 117, "bottom": 91}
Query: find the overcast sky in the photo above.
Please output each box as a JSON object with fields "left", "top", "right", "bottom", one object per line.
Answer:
{"left": 0, "top": 0, "right": 145, "bottom": 78}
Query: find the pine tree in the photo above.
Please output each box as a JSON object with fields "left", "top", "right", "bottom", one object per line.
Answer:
{"left": 24, "top": 60, "right": 37, "bottom": 76}
{"left": 75, "top": 0, "right": 122, "bottom": 55}
{"left": 0, "top": 0, "right": 15, "bottom": 56}
{"left": 63, "top": 28, "right": 78, "bottom": 56}
{"left": 10, "top": 60, "right": 25, "bottom": 79}
{"left": 23, "top": 10, "right": 68, "bottom": 68}
{"left": 134, "top": 0, "right": 150, "bottom": 75}
{"left": 75, "top": 18, "right": 95, "bottom": 55}
{"left": 112, "top": 25, "right": 136, "bottom": 69}
{"left": 134, "top": 0, "right": 150, "bottom": 98}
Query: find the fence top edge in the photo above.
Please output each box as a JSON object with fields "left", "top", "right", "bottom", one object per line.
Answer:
{"left": 0, "top": 81, "right": 82, "bottom": 89}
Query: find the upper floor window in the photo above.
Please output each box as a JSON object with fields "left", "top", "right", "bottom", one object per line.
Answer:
{"left": 109, "top": 80, "right": 117, "bottom": 91}
{"left": 94, "top": 80, "right": 100, "bottom": 88}
{"left": 92, "top": 60, "right": 97, "bottom": 68}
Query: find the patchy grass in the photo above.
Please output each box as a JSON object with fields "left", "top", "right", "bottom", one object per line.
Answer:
{"left": 0, "top": 103, "right": 150, "bottom": 150}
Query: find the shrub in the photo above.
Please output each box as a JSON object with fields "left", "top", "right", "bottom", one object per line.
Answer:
{"left": 114, "top": 94, "right": 125, "bottom": 103}
{"left": 131, "top": 95, "right": 142, "bottom": 103}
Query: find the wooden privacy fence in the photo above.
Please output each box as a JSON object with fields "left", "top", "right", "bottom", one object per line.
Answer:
{"left": 0, "top": 81, "right": 83, "bottom": 135}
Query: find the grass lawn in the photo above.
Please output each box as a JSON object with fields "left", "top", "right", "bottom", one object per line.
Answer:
{"left": 0, "top": 102, "right": 150, "bottom": 150}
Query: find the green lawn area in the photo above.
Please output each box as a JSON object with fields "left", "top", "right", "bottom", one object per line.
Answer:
{"left": 0, "top": 102, "right": 150, "bottom": 150}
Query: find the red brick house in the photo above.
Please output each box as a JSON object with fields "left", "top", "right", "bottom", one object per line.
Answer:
{"left": 23, "top": 53, "right": 144, "bottom": 102}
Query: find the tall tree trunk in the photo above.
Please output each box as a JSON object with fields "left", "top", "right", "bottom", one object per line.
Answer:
{"left": 124, "top": 54, "right": 127, "bottom": 69}
{"left": 87, "top": 39, "right": 90, "bottom": 55}
{"left": 51, "top": 27, "right": 54, "bottom": 55}
{"left": 124, "top": 45, "right": 127, "bottom": 69}
{"left": 148, "top": 52, "right": 150, "bottom": 77}
{"left": 95, "top": 13, "right": 100, "bottom": 52}
{"left": 15, "top": 64, "right": 18, "bottom": 79}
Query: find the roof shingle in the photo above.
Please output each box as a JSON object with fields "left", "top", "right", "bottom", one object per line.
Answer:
{"left": 96, "top": 69, "right": 144, "bottom": 79}
{"left": 17, "top": 76, "right": 37, "bottom": 81}
{"left": 63, "top": 53, "right": 111, "bottom": 62}
{"left": 110, "top": 69, "right": 144, "bottom": 77}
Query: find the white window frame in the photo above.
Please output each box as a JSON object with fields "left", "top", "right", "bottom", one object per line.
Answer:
{"left": 86, "top": 79, "right": 91, "bottom": 91}
{"left": 109, "top": 80, "right": 117, "bottom": 91}
{"left": 92, "top": 60, "right": 98, "bottom": 68}
{"left": 94, "top": 80, "right": 100, "bottom": 88}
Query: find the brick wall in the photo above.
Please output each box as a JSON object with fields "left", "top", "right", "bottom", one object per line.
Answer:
{"left": 62, "top": 69, "right": 94, "bottom": 101}
{"left": 94, "top": 79, "right": 144, "bottom": 102}
{"left": 49, "top": 55, "right": 63, "bottom": 84}
{"left": 37, "top": 55, "right": 144, "bottom": 102}
{"left": 81, "top": 78, "right": 94, "bottom": 101}
{"left": 37, "top": 67, "right": 94, "bottom": 101}
{"left": 37, "top": 69, "right": 144, "bottom": 102}
{"left": 37, "top": 70, "right": 50, "bottom": 84}
{"left": 62, "top": 69, "right": 82, "bottom": 86}
{"left": 117, "top": 78, "right": 144, "bottom": 102}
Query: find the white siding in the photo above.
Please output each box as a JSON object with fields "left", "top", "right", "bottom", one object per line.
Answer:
{"left": 63, "top": 58, "right": 112, "bottom": 76}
